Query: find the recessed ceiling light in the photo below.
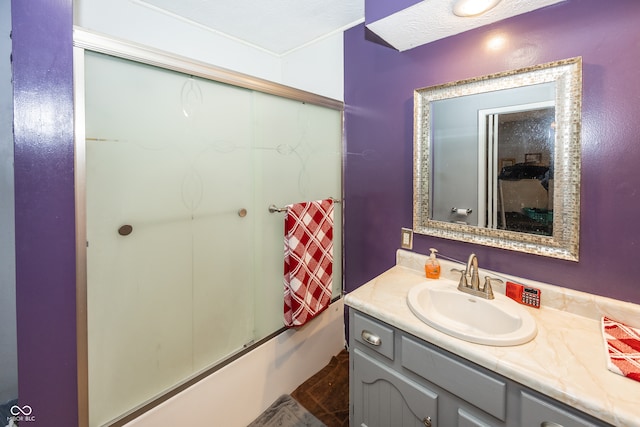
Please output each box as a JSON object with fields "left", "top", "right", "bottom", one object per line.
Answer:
{"left": 453, "top": 0, "right": 502, "bottom": 17}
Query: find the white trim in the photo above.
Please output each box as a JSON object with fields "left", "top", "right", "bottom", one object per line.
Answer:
{"left": 72, "top": 26, "right": 344, "bottom": 111}
{"left": 73, "top": 44, "right": 90, "bottom": 427}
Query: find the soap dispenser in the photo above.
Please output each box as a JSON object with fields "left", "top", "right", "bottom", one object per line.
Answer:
{"left": 425, "top": 248, "right": 441, "bottom": 279}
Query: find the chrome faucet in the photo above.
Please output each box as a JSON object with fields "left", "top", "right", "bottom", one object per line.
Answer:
{"left": 464, "top": 253, "right": 480, "bottom": 290}
{"left": 452, "top": 253, "right": 500, "bottom": 300}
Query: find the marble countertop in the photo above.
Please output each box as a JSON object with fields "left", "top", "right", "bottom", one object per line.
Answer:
{"left": 344, "top": 250, "right": 640, "bottom": 427}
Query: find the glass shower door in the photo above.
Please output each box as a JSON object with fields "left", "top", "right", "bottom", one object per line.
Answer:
{"left": 85, "top": 53, "right": 256, "bottom": 425}
{"left": 82, "top": 49, "right": 342, "bottom": 426}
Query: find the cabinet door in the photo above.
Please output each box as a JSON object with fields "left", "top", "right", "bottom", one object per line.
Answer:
{"left": 352, "top": 348, "right": 438, "bottom": 427}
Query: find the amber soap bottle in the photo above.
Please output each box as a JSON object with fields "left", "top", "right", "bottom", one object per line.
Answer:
{"left": 425, "top": 248, "right": 441, "bottom": 279}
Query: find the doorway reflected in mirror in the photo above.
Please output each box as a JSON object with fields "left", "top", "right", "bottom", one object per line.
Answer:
{"left": 494, "top": 107, "right": 555, "bottom": 236}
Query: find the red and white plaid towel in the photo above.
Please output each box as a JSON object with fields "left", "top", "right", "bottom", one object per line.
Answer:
{"left": 283, "top": 199, "right": 334, "bottom": 327}
{"left": 602, "top": 316, "right": 640, "bottom": 383}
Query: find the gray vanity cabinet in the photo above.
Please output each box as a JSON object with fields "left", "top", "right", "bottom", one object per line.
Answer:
{"left": 349, "top": 309, "right": 611, "bottom": 427}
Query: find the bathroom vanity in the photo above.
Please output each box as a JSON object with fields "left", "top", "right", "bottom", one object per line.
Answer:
{"left": 345, "top": 250, "right": 640, "bottom": 427}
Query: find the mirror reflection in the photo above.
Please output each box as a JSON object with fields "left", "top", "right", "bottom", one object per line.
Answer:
{"left": 430, "top": 84, "right": 555, "bottom": 236}
{"left": 492, "top": 105, "right": 555, "bottom": 235}
{"left": 414, "top": 58, "right": 582, "bottom": 260}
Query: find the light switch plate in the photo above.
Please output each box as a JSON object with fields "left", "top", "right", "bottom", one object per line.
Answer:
{"left": 401, "top": 228, "right": 413, "bottom": 249}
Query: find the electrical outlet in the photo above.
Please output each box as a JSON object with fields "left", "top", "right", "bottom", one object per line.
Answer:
{"left": 401, "top": 228, "right": 413, "bottom": 249}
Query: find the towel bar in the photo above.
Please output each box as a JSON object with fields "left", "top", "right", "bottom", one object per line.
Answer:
{"left": 269, "top": 197, "right": 341, "bottom": 213}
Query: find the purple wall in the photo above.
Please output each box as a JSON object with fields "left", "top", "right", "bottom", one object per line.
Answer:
{"left": 12, "top": 0, "right": 78, "bottom": 425}
{"left": 344, "top": 0, "right": 640, "bottom": 304}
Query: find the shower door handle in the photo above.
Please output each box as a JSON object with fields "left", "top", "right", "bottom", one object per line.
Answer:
{"left": 118, "top": 225, "right": 133, "bottom": 236}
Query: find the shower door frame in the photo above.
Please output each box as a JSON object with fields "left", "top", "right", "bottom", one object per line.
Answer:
{"left": 73, "top": 27, "right": 344, "bottom": 427}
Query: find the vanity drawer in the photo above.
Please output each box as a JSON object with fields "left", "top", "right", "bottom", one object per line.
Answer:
{"left": 457, "top": 408, "right": 494, "bottom": 427}
{"left": 353, "top": 312, "right": 394, "bottom": 360}
{"left": 520, "top": 391, "right": 609, "bottom": 427}
{"left": 401, "top": 336, "right": 507, "bottom": 421}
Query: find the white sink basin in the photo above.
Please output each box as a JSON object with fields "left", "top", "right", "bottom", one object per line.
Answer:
{"left": 407, "top": 279, "right": 537, "bottom": 346}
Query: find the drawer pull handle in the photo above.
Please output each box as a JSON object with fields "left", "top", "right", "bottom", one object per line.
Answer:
{"left": 541, "top": 423, "right": 563, "bottom": 427}
{"left": 361, "top": 330, "right": 381, "bottom": 346}
{"left": 423, "top": 416, "right": 432, "bottom": 427}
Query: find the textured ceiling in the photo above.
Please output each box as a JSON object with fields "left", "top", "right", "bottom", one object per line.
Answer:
{"left": 137, "top": 0, "right": 566, "bottom": 55}
{"left": 367, "top": 0, "right": 566, "bottom": 52}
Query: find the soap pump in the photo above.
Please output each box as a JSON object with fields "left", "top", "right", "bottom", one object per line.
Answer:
{"left": 425, "top": 248, "right": 441, "bottom": 279}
